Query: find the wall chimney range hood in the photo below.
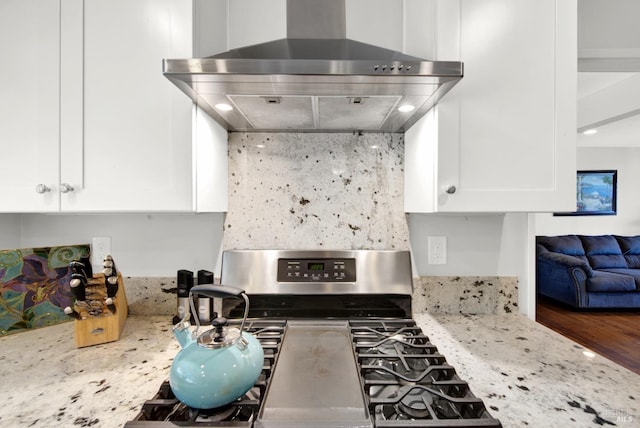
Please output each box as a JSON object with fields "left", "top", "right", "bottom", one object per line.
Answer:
{"left": 163, "top": 0, "right": 463, "bottom": 133}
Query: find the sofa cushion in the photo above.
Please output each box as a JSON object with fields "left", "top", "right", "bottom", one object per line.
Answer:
{"left": 587, "top": 270, "right": 637, "bottom": 292}
{"left": 598, "top": 268, "right": 640, "bottom": 290}
{"left": 579, "top": 235, "right": 627, "bottom": 269}
{"left": 614, "top": 235, "right": 640, "bottom": 268}
{"left": 537, "top": 235, "right": 585, "bottom": 256}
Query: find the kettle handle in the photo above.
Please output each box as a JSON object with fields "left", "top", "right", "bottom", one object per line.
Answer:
{"left": 187, "top": 284, "right": 250, "bottom": 339}
{"left": 190, "top": 284, "right": 245, "bottom": 299}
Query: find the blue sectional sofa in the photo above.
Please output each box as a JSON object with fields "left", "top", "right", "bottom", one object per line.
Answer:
{"left": 536, "top": 235, "right": 640, "bottom": 309}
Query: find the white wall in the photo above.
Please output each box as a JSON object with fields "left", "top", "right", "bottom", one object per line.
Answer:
{"left": 535, "top": 147, "right": 640, "bottom": 236}
{"left": 0, "top": 214, "right": 21, "bottom": 249}
{"left": 409, "top": 213, "right": 527, "bottom": 276}
{"left": 408, "top": 213, "right": 531, "bottom": 311}
{"left": 0, "top": 213, "right": 224, "bottom": 277}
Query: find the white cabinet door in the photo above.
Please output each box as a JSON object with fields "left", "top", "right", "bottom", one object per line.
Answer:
{"left": 405, "top": 0, "right": 577, "bottom": 213}
{"left": 0, "top": 0, "right": 61, "bottom": 212}
{"left": 60, "top": 0, "right": 195, "bottom": 212}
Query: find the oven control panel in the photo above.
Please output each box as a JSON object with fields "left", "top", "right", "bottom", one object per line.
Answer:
{"left": 277, "top": 258, "right": 356, "bottom": 282}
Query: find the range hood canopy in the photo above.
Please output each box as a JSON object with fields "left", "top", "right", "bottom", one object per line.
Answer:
{"left": 163, "top": 0, "right": 463, "bottom": 133}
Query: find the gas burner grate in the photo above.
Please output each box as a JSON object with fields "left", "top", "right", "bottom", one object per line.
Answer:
{"left": 127, "top": 380, "right": 262, "bottom": 427}
{"left": 350, "top": 319, "right": 502, "bottom": 427}
{"left": 124, "top": 320, "right": 286, "bottom": 427}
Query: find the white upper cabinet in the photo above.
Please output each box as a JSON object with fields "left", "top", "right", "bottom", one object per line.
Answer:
{"left": 0, "top": 0, "right": 227, "bottom": 213}
{"left": 61, "top": 0, "right": 225, "bottom": 212}
{"left": 405, "top": 0, "right": 577, "bottom": 212}
{"left": 0, "top": 0, "right": 61, "bottom": 212}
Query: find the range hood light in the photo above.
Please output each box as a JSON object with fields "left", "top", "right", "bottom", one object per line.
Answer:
{"left": 263, "top": 97, "right": 282, "bottom": 105}
{"left": 583, "top": 128, "right": 598, "bottom": 135}
{"left": 215, "top": 103, "right": 233, "bottom": 112}
{"left": 398, "top": 104, "right": 416, "bottom": 113}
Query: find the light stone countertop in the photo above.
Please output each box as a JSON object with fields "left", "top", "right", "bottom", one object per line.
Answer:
{"left": 415, "top": 313, "right": 640, "bottom": 427}
{"left": 0, "top": 313, "right": 638, "bottom": 428}
{"left": 0, "top": 316, "right": 178, "bottom": 428}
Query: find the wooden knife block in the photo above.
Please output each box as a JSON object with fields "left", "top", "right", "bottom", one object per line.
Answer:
{"left": 74, "top": 273, "right": 128, "bottom": 348}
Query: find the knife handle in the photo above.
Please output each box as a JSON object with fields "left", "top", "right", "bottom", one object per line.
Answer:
{"left": 63, "top": 306, "right": 81, "bottom": 320}
{"left": 70, "top": 262, "right": 88, "bottom": 281}
{"left": 105, "top": 275, "right": 119, "bottom": 298}
{"left": 80, "top": 256, "right": 93, "bottom": 278}
{"left": 103, "top": 256, "right": 118, "bottom": 278}
{"left": 70, "top": 277, "right": 86, "bottom": 302}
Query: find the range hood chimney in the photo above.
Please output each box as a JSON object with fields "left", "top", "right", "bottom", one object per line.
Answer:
{"left": 163, "top": 0, "right": 463, "bottom": 133}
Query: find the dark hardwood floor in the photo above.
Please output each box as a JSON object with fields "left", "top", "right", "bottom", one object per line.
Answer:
{"left": 536, "top": 296, "right": 640, "bottom": 375}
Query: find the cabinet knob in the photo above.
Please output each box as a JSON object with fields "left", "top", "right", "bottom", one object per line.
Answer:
{"left": 446, "top": 185, "right": 457, "bottom": 194}
{"left": 35, "top": 184, "right": 51, "bottom": 194}
{"left": 60, "top": 183, "right": 74, "bottom": 193}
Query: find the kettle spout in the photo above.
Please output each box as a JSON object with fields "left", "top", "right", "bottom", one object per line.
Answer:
{"left": 173, "top": 320, "right": 193, "bottom": 348}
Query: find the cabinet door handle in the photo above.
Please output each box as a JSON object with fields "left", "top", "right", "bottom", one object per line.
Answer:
{"left": 60, "top": 183, "right": 75, "bottom": 193}
{"left": 35, "top": 184, "right": 51, "bottom": 194}
{"left": 446, "top": 185, "right": 457, "bottom": 194}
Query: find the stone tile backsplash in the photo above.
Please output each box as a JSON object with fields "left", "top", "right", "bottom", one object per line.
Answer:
{"left": 412, "top": 276, "right": 519, "bottom": 315}
{"left": 224, "top": 133, "right": 409, "bottom": 250}
{"left": 124, "top": 277, "right": 176, "bottom": 317}
{"left": 123, "top": 133, "right": 517, "bottom": 318}
{"left": 125, "top": 275, "right": 518, "bottom": 316}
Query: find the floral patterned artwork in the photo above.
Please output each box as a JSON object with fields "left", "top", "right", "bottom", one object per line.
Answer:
{"left": 0, "top": 245, "right": 90, "bottom": 335}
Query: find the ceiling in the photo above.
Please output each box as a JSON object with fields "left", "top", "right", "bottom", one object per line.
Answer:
{"left": 577, "top": 0, "right": 640, "bottom": 147}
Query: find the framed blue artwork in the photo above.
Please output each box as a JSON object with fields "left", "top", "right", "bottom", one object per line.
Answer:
{"left": 554, "top": 170, "right": 617, "bottom": 216}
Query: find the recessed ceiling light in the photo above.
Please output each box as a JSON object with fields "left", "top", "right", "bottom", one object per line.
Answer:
{"left": 215, "top": 103, "right": 233, "bottom": 111}
{"left": 398, "top": 104, "right": 415, "bottom": 113}
{"left": 583, "top": 129, "right": 598, "bottom": 135}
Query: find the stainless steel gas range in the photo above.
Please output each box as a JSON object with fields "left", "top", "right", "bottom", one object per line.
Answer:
{"left": 125, "top": 250, "right": 501, "bottom": 427}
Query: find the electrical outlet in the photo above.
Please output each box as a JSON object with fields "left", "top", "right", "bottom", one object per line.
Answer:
{"left": 92, "top": 236, "right": 112, "bottom": 272}
{"left": 428, "top": 236, "right": 447, "bottom": 264}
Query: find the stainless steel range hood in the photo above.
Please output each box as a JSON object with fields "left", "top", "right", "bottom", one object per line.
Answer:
{"left": 163, "top": 0, "right": 463, "bottom": 133}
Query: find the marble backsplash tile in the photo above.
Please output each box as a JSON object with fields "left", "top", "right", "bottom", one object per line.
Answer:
{"left": 123, "top": 133, "right": 516, "bottom": 318}
{"left": 224, "top": 133, "right": 409, "bottom": 250}
{"left": 412, "top": 276, "right": 518, "bottom": 315}
{"left": 124, "top": 277, "right": 176, "bottom": 317}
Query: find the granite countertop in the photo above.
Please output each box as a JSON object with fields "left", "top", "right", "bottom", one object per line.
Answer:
{"left": 1, "top": 313, "right": 638, "bottom": 428}
{"left": 415, "top": 313, "right": 639, "bottom": 427}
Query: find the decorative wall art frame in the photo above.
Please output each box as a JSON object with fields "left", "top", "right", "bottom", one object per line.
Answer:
{"left": 0, "top": 244, "right": 90, "bottom": 335}
{"left": 554, "top": 170, "right": 617, "bottom": 216}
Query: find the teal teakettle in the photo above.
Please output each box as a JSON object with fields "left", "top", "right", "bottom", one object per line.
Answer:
{"left": 169, "top": 285, "right": 264, "bottom": 409}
